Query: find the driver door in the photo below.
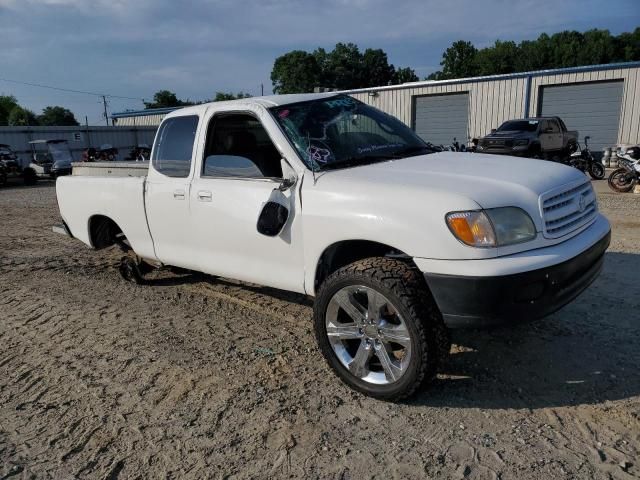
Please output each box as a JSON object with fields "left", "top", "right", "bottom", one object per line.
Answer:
{"left": 187, "top": 107, "right": 305, "bottom": 293}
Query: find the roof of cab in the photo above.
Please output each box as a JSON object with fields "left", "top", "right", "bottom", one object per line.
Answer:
{"left": 165, "top": 92, "right": 340, "bottom": 117}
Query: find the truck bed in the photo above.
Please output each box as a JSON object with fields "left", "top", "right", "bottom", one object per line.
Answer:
{"left": 56, "top": 173, "right": 156, "bottom": 260}
{"left": 71, "top": 161, "right": 148, "bottom": 177}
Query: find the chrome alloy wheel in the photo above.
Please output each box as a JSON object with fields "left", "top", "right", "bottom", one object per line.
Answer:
{"left": 325, "top": 285, "right": 412, "bottom": 385}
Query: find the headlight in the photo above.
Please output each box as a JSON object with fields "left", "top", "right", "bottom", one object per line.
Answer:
{"left": 514, "top": 139, "right": 529, "bottom": 146}
{"left": 446, "top": 207, "right": 536, "bottom": 247}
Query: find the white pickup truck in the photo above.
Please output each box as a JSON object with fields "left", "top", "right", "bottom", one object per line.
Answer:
{"left": 55, "top": 93, "right": 611, "bottom": 400}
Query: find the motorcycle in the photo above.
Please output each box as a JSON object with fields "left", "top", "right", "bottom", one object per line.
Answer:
{"left": 608, "top": 145, "right": 640, "bottom": 193}
{"left": 567, "top": 136, "right": 605, "bottom": 180}
{"left": 439, "top": 137, "right": 466, "bottom": 152}
{"left": 126, "top": 144, "right": 151, "bottom": 161}
{"left": 82, "top": 144, "right": 119, "bottom": 162}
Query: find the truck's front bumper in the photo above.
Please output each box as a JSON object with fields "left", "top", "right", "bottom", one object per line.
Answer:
{"left": 421, "top": 224, "right": 611, "bottom": 328}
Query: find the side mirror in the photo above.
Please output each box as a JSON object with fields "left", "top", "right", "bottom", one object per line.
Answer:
{"left": 491, "top": 129, "right": 497, "bottom": 133}
{"left": 257, "top": 201, "right": 289, "bottom": 236}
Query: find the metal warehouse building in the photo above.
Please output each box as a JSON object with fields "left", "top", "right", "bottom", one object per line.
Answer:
{"left": 112, "top": 62, "right": 640, "bottom": 153}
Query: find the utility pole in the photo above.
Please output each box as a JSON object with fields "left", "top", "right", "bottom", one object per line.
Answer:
{"left": 261, "top": 83, "right": 264, "bottom": 96}
{"left": 101, "top": 95, "right": 109, "bottom": 126}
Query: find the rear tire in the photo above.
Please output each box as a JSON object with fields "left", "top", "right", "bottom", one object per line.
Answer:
{"left": 0, "top": 171, "right": 7, "bottom": 187}
{"left": 608, "top": 168, "right": 637, "bottom": 193}
{"left": 589, "top": 162, "right": 605, "bottom": 180}
{"left": 313, "top": 257, "right": 448, "bottom": 401}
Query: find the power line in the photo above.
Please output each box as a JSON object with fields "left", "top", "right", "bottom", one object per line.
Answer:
{"left": 0, "top": 76, "right": 144, "bottom": 101}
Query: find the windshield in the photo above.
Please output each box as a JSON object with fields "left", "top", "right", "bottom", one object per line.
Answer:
{"left": 48, "top": 142, "right": 73, "bottom": 164}
{"left": 497, "top": 120, "right": 539, "bottom": 132}
{"left": 271, "top": 95, "right": 432, "bottom": 170}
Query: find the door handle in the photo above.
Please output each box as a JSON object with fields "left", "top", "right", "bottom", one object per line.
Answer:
{"left": 173, "top": 189, "right": 185, "bottom": 200}
{"left": 198, "top": 190, "right": 212, "bottom": 202}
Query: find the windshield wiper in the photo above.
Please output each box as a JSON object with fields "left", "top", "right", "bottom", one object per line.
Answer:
{"left": 319, "top": 155, "right": 395, "bottom": 171}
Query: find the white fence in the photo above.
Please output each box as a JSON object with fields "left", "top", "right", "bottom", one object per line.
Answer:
{"left": 0, "top": 126, "right": 157, "bottom": 166}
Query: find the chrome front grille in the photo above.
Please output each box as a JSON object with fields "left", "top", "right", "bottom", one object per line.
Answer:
{"left": 540, "top": 180, "right": 597, "bottom": 239}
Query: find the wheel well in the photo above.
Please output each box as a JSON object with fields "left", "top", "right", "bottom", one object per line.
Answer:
{"left": 314, "top": 240, "right": 411, "bottom": 291}
{"left": 88, "top": 215, "right": 124, "bottom": 250}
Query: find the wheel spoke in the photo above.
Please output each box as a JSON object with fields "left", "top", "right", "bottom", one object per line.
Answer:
{"left": 332, "top": 290, "right": 365, "bottom": 324}
{"left": 349, "top": 340, "right": 373, "bottom": 378}
{"left": 379, "top": 323, "right": 411, "bottom": 347}
{"left": 326, "top": 322, "right": 362, "bottom": 340}
{"left": 366, "top": 289, "right": 385, "bottom": 322}
{"left": 375, "top": 344, "right": 403, "bottom": 382}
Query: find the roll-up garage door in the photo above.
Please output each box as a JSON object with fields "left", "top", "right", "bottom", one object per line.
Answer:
{"left": 413, "top": 93, "right": 469, "bottom": 147}
{"left": 539, "top": 81, "right": 623, "bottom": 153}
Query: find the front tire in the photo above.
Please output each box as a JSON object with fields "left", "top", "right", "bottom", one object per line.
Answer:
{"left": 313, "top": 257, "right": 448, "bottom": 401}
{"left": 608, "top": 168, "right": 637, "bottom": 193}
{"left": 589, "top": 162, "right": 605, "bottom": 180}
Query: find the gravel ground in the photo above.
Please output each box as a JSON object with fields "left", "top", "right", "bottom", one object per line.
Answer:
{"left": 0, "top": 179, "right": 639, "bottom": 480}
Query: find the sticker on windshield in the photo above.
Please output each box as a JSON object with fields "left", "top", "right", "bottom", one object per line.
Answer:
{"left": 278, "top": 109, "right": 290, "bottom": 119}
{"left": 307, "top": 145, "right": 333, "bottom": 164}
{"left": 326, "top": 97, "right": 356, "bottom": 109}
{"left": 357, "top": 143, "right": 404, "bottom": 154}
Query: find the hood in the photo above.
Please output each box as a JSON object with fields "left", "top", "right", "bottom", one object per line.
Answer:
{"left": 316, "top": 152, "right": 585, "bottom": 227}
{"left": 484, "top": 130, "right": 532, "bottom": 139}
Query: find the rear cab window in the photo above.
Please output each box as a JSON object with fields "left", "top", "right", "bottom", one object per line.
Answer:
{"left": 152, "top": 115, "right": 199, "bottom": 177}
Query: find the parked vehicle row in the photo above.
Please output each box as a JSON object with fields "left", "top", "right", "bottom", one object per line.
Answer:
{"left": 0, "top": 140, "right": 73, "bottom": 187}
{"left": 0, "top": 144, "right": 37, "bottom": 186}
{"left": 54, "top": 93, "right": 611, "bottom": 400}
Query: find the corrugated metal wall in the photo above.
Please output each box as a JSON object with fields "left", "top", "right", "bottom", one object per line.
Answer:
{"left": 112, "top": 114, "right": 168, "bottom": 126}
{"left": 0, "top": 126, "right": 157, "bottom": 166}
{"left": 349, "top": 76, "right": 527, "bottom": 141}
{"left": 349, "top": 64, "right": 640, "bottom": 147}
{"left": 530, "top": 67, "right": 640, "bottom": 145}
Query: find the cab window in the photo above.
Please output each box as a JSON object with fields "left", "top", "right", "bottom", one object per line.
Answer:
{"left": 152, "top": 115, "right": 199, "bottom": 177}
{"left": 202, "top": 113, "right": 282, "bottom": 179}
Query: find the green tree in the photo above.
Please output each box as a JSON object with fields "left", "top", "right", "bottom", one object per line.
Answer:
{"left": 617, "top": 27, "right": 640, "bottom": 61}
{"left": 548, "top": 30, "right": 584, "bottom": 67}
{"left": 144, "top": 90, "right": 195, "bottom": 108}
{"left": 325, "top": 42, "right": 363, "bottom": 89}
{"left": 475, "top": 40, "right": 519, "bottom": 75}
{"left": 361, "top": 48, "right": 396, "bottom": 87}
{"left": 271, "top": 43, "right": 416, "bottom": 92}
{"left": 0, "top": 95, "right": 19, "bottom": 126}
{"left": 578, "top": 29, "right": 616, "bottom": 65}
{"left": 213, "top": 92, "right": 252, "bottom": 101}
{"left": 426, "top": 28, "right": 640, "bottom": 79}
{"left": 393, "top": 67, "right": 419, "bottom": 84}
{"left": 271, "top": 50, "right": 321, "bottom": 94}
{"left": 8, "top": 106, "right": 38, "bottom": 126}
{"left": 37, "top": 106, "right": 79, "bottom": 126}
{"left": 439, "top": 40, "right": 478, "bottom": 79}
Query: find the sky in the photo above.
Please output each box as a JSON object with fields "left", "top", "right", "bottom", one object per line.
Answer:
{"left": 0, "top": 0, "right": 638, "bottom": 125}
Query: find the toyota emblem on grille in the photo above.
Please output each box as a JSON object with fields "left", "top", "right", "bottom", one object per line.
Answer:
{"left": 578, "top": 195, "right": 586, "bottom": 212}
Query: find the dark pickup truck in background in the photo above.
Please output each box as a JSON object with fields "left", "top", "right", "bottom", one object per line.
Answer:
{"left": 477, "top": 117, "right": 578, "bottom": 160}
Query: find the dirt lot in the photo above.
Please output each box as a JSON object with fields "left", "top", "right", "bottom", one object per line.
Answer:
{"left": 1, "top": 180, "right": 639, "bottom": 480}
